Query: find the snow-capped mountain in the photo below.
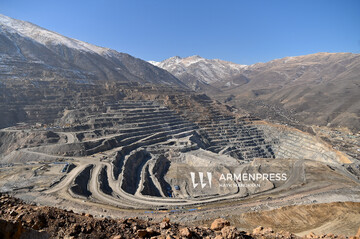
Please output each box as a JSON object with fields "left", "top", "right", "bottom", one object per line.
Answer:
{"left": 0, "top": 14, "right": 185, "bottom": 87}
{"left": 150, "top": 53, "right": 360, "bottom": 131}
{"left": 149, "top": 55, "right": 247, "bottom": 91}
{"left": 0, "top": 14, "right": 108, "bottom": 55}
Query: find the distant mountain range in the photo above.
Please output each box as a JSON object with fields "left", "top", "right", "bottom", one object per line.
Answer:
{"left": 0, "top": 14, "right": 358, "bottom": 131}
{"left": 150, "top": 53, "right": 360, "bottom": 131}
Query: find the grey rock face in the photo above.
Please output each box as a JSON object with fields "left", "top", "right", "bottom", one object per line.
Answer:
{"left": 0, "top": 14, "right": 185, "bottom": 87}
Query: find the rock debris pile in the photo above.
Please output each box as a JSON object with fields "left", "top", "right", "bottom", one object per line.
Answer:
{"left": 1, "top": 194, "right": 360, "bottom": 239}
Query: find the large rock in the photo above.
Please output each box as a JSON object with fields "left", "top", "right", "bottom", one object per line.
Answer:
{"left": 179, "top": 227, "right": 192, "bottom": 238}
{"left": 0, "top": 219, "right": 49, "bottom": 239}
{"left": 137, "top": 229, "right": 148, "bottom": 238}
{"left": 160, "top": 221, "right": 170, "bottom": 229}
{"left": 252, "top": 226, "right": 263, "bottom": 235}
{"left": 221, "top": 226, "right": 238, "bottom": 238}
{"left": 210, "top": 218, "right": 231, "bottom": 231}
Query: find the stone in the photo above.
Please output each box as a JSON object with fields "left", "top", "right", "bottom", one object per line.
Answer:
{"left": 262, "top": 227, "right": 274, "bottom": 234}
{"left": 221, "top": 226, "right": 238, "bottom": 238}
{"left": 179, "top": 227, "right": 192, "bottom": 238}
{"left": 32, "top": 220, "right": 46, "bottom": 230}
{"left": 9, "top": 210, "right": 18, "bottom": 216}
{"left": 210, "top": 218, "right": 230, "bottom": 231}
{"left": 357, "top": 227, "right": 360, "bottom": 237}
{"left": 252, "top": 226, "right": 264, "bottom": 235}
{"left": 0, "top": 219, "right": 50, "bottom": 239}
{"left": 154, "top": 236, "right": 166, "bottom": 239}
{"left": 278, "top": 230, "right": 293, "bottom": 239}
{"left": 146, "top": 227, "right": 158, "bottom": 236}
{"left": 82, "top": 224, "right": 93, "bottom": 234}
{"left": 137, "top": 229, "right": 148, "bottom": 237}
{"left": 69, "top": 223, "right": 81, "bottom": 236}
{"left": 160, "top": 221, "right": 170, "bottom": 229}
{"left": 162, "top": 217, "right": 170, "bottom": 223}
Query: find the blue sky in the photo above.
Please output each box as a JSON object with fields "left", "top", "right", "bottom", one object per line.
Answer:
{"left": 1, "top": 0, "right": 359, "bottom": 64}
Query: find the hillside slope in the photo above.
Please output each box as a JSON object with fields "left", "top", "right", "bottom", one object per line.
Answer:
{"left": 0, "top": 14, "right": 185, "bottom": 87}
{"left": 151, "top": 53, "right": 360, "bottom": 131}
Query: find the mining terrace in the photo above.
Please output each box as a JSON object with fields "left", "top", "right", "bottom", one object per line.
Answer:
{"left": 0, "top": 80, "right": 359, "bottom": 228}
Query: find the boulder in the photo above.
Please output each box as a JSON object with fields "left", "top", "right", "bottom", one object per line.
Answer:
{"left": 210, "top": 218, "right": 230, "bottom": 231}
{"left": 162, "top": 217, "right": 170, "bottom": 223}
{"left": 262, "top": 227, "right": 274, "bottom": 234}
{"left": 252, "top": 226, "right": 263, "bottom": 235}
{"left": 0, "top": 219, "right": 50, "bottom": 239}
{"left": 112, "top": 236, "right": 122, "bottom": 239}
{"left": 221, "top": 226, "right": 238, "bottom": 238}
{"left": 179, "top": 227, "right": 192, "bottom": 238}
{"left": 160, "top": 221, "right": 170, "bottom": 229}
{"left": 137, "top": 229, "right": 148, "bottom": 237}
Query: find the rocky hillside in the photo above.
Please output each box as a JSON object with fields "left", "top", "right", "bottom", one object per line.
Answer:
{"left": 0, "top": 14, "right": 186, "bottom": 87}
{"left": 151, "top": 53, "right": 360, "bottom": 131}
{"left": 2, "top": 194, "right": 360, "bottom": 239}
{"left": 0, "top": 194, "right": 275, "bottom": 239}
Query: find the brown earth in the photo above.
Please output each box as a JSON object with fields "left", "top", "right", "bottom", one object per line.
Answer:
{"left": 229, "top": 202, "right": 360, "bottom": 237}
{"left": 1, "top": 194, "right": 360, "bottom": 239}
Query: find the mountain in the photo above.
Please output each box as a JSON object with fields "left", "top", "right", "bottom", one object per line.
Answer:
{"left": 1, "top": 15, "right": 359, "bottom": 235}
{"left": 150, "top": 53, "right": 360, "bottom": 131}
{"left": 0, "top": 14, "right": 186, "bottom": 87}
{"left": 149, "top": 55, "right": 246, "bottom": 92}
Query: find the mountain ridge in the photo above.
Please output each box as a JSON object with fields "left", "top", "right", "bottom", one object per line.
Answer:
{"left": 0, "top": 14, "right": 110, "bottom": 55}
{"left": 0, "top": 14, "right": 187, "bottom": 88}
{"left": 150, "top": 52, "right": 360, "bottom": 131}
{"left": 150, "top": 55, "right": 247, "bottom": 84}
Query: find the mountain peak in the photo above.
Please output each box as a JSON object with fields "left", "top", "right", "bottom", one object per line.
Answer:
{"left": 170, "top": 56, "right": 182, "bottom": 60}
{"left": 150, "top": 55, "right": 246, "bottom": 85}
{"left": 187, "top": 55, "right": 203, "bottom": 59}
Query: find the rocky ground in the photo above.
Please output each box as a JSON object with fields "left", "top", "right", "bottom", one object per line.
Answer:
{"left": 1, "top": 194, "right": 360, "bottom": 239}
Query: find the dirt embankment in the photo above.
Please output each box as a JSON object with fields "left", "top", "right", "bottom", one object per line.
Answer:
{"left": 228, "top": 202, "right": 360, "bottom": 237}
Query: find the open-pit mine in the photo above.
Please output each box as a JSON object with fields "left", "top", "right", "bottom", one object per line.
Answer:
{"left": 1, "top": 14, "right": 360, "bottom": 238}
{"left": 1, "top": 80, "right": 359, "bottom": 214}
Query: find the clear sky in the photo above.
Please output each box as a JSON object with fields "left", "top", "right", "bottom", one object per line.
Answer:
{"left": 1, "top": 0, "right": 359, "bottom": 64}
